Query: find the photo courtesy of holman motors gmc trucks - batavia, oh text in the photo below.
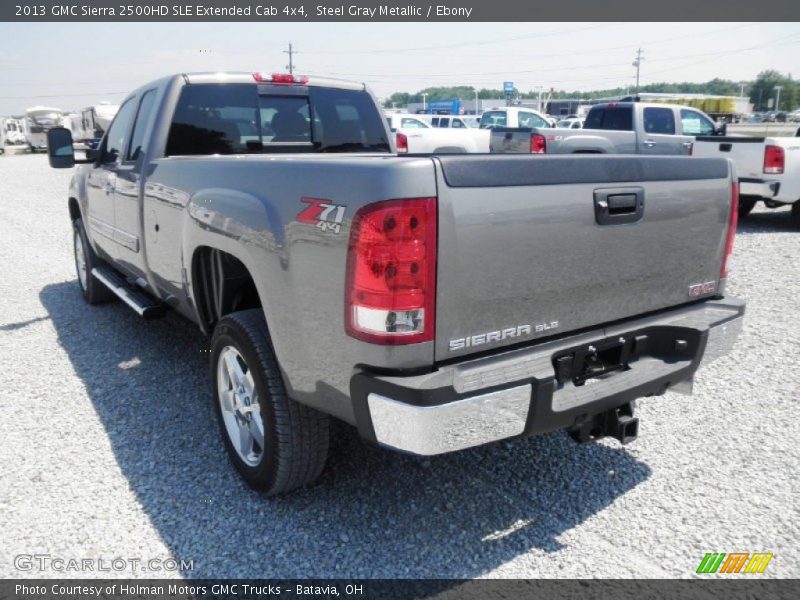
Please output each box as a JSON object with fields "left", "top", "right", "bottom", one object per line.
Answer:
{"left": 46, "top": 71, "right": 744, "bottom": 495}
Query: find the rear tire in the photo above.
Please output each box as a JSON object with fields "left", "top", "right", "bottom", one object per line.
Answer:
{"left": 210, "top": 309, "right": 329, "bottom": 495}
{"left": 73, "top": 218, "right": 115, "bottom": 304}
{"left": 738, "top": 196, "right": 757, "bottom": 219}
{"left": 791, "top": 202, "right": 800, "bottom": 229}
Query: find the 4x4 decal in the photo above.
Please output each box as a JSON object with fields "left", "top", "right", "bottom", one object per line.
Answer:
{"left": 297, "top": 197, "right": 346, "bottom": 234}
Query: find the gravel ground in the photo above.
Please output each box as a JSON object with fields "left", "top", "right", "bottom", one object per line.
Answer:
{"left": 0, "top": 153, "right": 798, "bottom": 579}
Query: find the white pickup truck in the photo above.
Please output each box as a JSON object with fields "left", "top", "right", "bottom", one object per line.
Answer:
{"left": 395, "top": 107, "right": 552, "bottom": 154}
{"left": 386, "top": 112, "right": 490, "bottom": 153}
{"left": 479, "top": 106, "right": 552, "bottom": 130}
{"left": 693, "top": 135, "right": 800, "bottom": 226}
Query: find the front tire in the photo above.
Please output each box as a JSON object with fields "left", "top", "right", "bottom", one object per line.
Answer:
{"left": 738, "top": 195, "right": 758, "bottom": 219}
{"left": 210, "top": 309, "right": 329, "bottom": 495}
{"left": 73, "top": 218, "right": 115, "bottom": 304}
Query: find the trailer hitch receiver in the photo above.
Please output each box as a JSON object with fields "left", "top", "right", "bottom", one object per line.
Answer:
{"left": 568, "top": 402, "right": 639, "bottom": 445}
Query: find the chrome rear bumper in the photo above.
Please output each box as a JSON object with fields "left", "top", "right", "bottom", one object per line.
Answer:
{"left": 353, "top": 298, "right": 745, "bottom": 456}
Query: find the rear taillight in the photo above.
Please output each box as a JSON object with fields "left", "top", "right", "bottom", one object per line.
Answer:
{"left": 345, "top": 198, "right": 437, "bottom": 344}
{"left": 763, "top": 145, "right": 784, "bottom": 174}
{"left": 687, "top": 142, "right": 693, "bottom": 156}
{"left": 530, "top": 133, "right": 546, "bottom": 154}
{"left": 720, "top": 181, "right": 738, "bottom": 280}
{"left": 396, "top": 132, "right": 408, "bottom": 154}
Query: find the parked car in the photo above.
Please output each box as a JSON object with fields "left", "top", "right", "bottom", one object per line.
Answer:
{"left": 490, "top": 102, "right": 723, "bottom": 155}
{"left": 693, "top": 134, "right": 800, "bottom": 227}
{"left": 45, "top": 71, "right": 744, "bottom": 495}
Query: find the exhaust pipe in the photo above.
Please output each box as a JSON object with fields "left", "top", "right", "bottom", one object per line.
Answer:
{"left": 568, "top": 402, "right": 639, "bottom": 445}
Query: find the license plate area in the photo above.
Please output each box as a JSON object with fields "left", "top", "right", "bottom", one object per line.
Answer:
{"left": 552, "top": 327, "right": 702, "bottom": 388}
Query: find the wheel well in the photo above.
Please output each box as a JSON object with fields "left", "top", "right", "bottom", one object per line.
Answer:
{"left": 68, "top": 197, "right": 81, "bottom": 222}
{"left": 192, "top": 247, "right": 261, "bottom": 333}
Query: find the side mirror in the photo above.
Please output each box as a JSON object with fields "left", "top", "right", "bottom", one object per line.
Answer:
{"left": 47, "top": 128, "right": 76, "bottom": 168}
{"left": 716, "top": 122, "right": 728, "bottom": 136}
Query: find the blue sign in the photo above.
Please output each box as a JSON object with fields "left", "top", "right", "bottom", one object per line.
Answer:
{"left": 503, "top": 81, "right": 514, "bottom": 94}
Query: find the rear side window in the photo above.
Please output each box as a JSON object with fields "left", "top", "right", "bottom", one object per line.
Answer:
{"left": 584, "top": 106, "right": 633, "bottom": 131}
{"left": 479, "top": 111, "right": 507, "bottom": 129}
{"left": 643, "top": 107, "right": 676, "bottom": 135}
{"left": 166, "top": 83, "right": 390, "bottom": 155}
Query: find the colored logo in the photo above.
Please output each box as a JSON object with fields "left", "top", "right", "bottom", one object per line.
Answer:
{"left": 297, "top": 198, "right": 346, "bottom": 234}
{"left": 696, "top": 552, "right": 773, "bottom": 574}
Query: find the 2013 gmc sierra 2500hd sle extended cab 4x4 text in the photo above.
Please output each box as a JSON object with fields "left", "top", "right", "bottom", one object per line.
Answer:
{"left": 46, "top": 72, "right": 745, "bottom": 495}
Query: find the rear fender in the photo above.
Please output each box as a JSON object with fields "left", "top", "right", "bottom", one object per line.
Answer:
{"left": 183, "top": 188, "right": 283, "bottom": 339}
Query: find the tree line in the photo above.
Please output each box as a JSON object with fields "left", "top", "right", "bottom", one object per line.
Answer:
{"left": 383, "top": 71, "right": 797, "bottom": 112}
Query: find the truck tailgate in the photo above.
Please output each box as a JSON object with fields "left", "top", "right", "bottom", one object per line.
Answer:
{"left": 693, "top": 136, "right": 766, "bottom": 178}
{"left": 434, "top": 155, "right": 733, "bottom": 360}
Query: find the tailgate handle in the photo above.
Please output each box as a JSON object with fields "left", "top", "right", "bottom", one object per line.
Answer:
{"left": 594, "top": 187, "right": 644, "bottom": 225}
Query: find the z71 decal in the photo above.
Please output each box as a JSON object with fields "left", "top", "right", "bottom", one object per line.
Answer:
{"left": 297, "top": 197, "right": 346, "bottom": 234}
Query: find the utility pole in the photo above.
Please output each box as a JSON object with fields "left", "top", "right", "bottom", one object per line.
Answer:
{"left": 739, "top": 81, "right": 747, "bottom": 98}
{"left": 632, "top": 48, "right": 644, "bottom": 95}
{"left": 474, "top": 88, "right": 479, "bottom": 115}
{"left": 774, "top": 85, "right": 783, "bottom": 112}
{"left": 283, "top": 43, "right": 296, "bottom": 75}
{"left": 421, "top": 93, "right": 428, "bottom": 112}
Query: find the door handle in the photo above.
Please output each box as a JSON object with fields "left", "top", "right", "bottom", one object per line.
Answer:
{"left": 643, "top": 139, "right": 657, "bottom": 148}
{"left": 594, "top": 187, "right": 645, "bottom": 225}
{"left": 682, "top": 141, "right": 693, "bottom": 147}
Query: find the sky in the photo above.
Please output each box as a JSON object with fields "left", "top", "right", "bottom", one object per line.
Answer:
{"left": 0, "top": 21, "right": 798, "bottom": 115}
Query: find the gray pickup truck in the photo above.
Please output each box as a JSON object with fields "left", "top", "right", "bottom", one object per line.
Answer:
{"left": 491, "top": 101, "right": 723, "bottom": 155}
{"left": 46, "top": 72, "right": 744, "bottom": 495}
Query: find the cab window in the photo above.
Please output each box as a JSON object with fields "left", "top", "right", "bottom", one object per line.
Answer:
{"left": 479, "top": 111, "right": 506, "bottom": 129}
{"left": 680, "top": 109, "right": 715, "bottom": 136}
{"left": 518, "top": 112, "right": 547, "bottom": 128}
{"left": 103, "top": 98, "right": 137, "bottom": 162}
{"left": 127, "top": 89, "right": 157, "bottom": 161}
{"left": 400, "top": 117, "right": 427, "bottom": 128}
{"left": 643, "top": 107, "right": 676, "bottom": 135}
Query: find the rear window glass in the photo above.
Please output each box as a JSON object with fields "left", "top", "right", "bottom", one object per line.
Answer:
{"left": 584, "top": 106, "right": 633, "bottom": 131}
{"left": 166, "top": 83, "right": 390, "bottom": 155}
{"left": 479, "top": 111, "right": 507, "bottom": 129}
